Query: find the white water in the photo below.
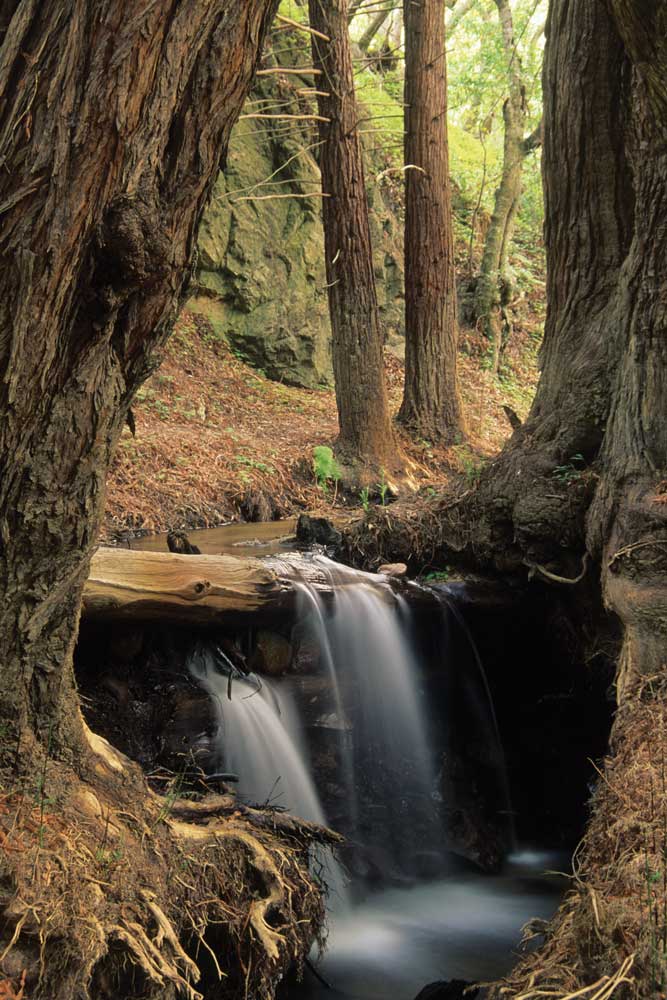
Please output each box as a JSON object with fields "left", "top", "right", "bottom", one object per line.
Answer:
{"left": 188, "top": 646, "right": 348, "bottom": 907}
{"left": 287, "top": 556, "right": 439, "bottom": 874}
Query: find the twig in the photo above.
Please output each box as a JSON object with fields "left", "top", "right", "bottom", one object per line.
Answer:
{"left": 275, "top": 14, "right": 330, "bottom": 41}
{"left": 239, "top": 113, "right": 331, "bottom": 122}
{"left": 257, "top": 67, "right": 322, "bottom": 76}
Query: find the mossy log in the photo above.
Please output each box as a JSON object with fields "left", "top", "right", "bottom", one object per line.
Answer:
{"left": 82, "top": 548, "right": 338, "bottom": 625}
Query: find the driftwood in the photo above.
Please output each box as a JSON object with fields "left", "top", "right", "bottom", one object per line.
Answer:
{"left": 82, "top": 547, "right": 339, "bottom": 625}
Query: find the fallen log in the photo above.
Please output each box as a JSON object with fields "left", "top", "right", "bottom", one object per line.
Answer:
{"left": 83, "top": 547, "right": 296, "bottom": 625}
{"left": 82, "top": 547, "right": 347, "bottom": 625}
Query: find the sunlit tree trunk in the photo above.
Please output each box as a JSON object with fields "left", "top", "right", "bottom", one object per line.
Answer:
{"left": 398, "top": 0, "right": 466, "bottom": 442}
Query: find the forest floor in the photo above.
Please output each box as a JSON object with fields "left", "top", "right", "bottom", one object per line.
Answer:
{"left": 102, "top": 287, "right": 544, "bottom": 542}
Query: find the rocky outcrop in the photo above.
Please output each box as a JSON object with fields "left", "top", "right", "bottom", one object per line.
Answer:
{"left": 194, "top": 76, "right": 405, "bottom": 388}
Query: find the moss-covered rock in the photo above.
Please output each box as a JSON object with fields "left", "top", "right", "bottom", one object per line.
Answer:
{"left": 194, "top": 77, "right": 405, "bottom": 387}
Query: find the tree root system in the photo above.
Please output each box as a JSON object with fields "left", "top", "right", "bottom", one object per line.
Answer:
{"left": 0, "top": 729, "right": 339, "bottom": 1000}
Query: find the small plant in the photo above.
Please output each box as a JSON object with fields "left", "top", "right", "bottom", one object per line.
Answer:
{"left": 552, "top": 453, "right": 586, "bottom": 484}
{"left": 377, "top": 470, "right": 389, "bottom": 507}
{"left": 360, "top": 486, "right": 371, "bottom": 512}
{"left": 424, "top": 567, "right": 451, "bottom": 583}
{"left": 313, "top": 446, "right": 342, "bottom": 496}
{"left": 235, "top": 454, "right": 276, "bottom": 474}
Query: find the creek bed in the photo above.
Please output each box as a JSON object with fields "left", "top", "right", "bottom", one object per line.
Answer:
{"left": 289, "top": 850, "right": 566, "bottom": 999}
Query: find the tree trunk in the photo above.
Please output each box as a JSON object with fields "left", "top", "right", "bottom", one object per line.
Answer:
{"left": 0, "top": 0, "right": 279, "bottom": 761}
{"left": 473, "top": 0, "right": 542, "bottom": 374}
{"left": 307, "top": 0, "right": 401, "bottom": 480}
{"left": 397, "top": 0, "right": 466, "bottom": 443}
{"left": 358, "top": 8, "right": 391, "bottom": 52}
{"left": 0, "top": 5, "right": 331, "bottom": 998}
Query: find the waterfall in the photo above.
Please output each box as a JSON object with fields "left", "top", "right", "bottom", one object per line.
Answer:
{"left": 188, "top": 644, "right": 348, "bottom": 907}
{"left": 285, "top": 556, "right": 441, "bottom": 878}
{"left": 186, "top": 554, "right": 513, "bottom": 895}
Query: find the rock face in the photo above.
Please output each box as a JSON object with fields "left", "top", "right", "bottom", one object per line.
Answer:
{"left": 194, "top": 82, "right": 405, "bottom": 388}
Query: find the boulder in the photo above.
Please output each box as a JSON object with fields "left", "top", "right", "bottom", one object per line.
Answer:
{"left": 295, "top": 514, "right": 341, "bottom": 547}
{"left": 193, "top": 81, "right": 405, "bottom": 388}
{"left": 250, "top": 630, "right": 293, "bottom": 676}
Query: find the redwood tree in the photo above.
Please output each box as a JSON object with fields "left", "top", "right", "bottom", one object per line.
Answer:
{"left": 398, "top": 0, "right": 465, "bottom": 442}
{"left": 308, "top": 0, "right": 401, "bottom": 477}
{"left": 0, "top": 3, "right": 326, "bottom": 996}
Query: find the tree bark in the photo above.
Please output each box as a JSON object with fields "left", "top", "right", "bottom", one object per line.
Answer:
{"left": 397, "top": 0, "right": 466, "bottom": 443}
{"left": 0, "top": 0, "right": 279, "bottom": 762}
{"left": 307, "top": 0, "right": 402, "bottom": 479}
{"left": 0, "top": 8, "right": 336, "bottom": 999}
{"left": 473, "top": 0, "right": 543, "bottom": 374}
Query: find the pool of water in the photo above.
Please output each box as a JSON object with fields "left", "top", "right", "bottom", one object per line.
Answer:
{"left": 129, "top": 518, "right": 298, "bottom": 556}
{"left": 288, "top": 850, "right": 567, "bottom": 999}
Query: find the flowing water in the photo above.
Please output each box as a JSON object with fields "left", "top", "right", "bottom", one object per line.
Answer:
{"left": 289, "top": 850, "right": 565, "bottom": 999}
{"left": 188, "top": 644, "right": 348, "bottom": 908}
{"left": 288, "top": 557, "right": 440, "bottom": 876}
{"left": 179, "top": 545, "right": 564, "bottom": 996}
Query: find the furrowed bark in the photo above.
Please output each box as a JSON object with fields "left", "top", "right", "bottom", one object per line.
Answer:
{"left": 307, "top": 0, "right": 401, "bottom": 478}
{"left": 0, "top": 0, "right": 279, "bottom": 760}
{"left": 398, "top": 0, "right": 466, "bottom": 443}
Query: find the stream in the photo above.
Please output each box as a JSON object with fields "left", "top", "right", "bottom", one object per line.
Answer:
{"left": 110, "top": 522, "right": 578, "bottom": 997}
{"left": 291, "top": 850, "right": 564, "bottom": 998}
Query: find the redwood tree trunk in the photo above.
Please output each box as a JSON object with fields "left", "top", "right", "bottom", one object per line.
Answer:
{"left": 308, "top": 0, "right": 400, "bottom": 477}
{"left": 0, "top": 0, "right": 278, "bottom": 762}
{"left": 398, "top": 0, "right": 466, "bottom": 443}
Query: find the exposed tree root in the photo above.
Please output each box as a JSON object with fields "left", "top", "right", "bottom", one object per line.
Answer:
{"left": 0, "top": 731, "right": 334, "bottom": 1000}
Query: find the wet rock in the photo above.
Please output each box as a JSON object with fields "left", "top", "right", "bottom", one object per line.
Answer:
{"left": 378, "top": 562, "right": 408, "bottom": 577}
{"left": 240, "top": 490, "right": 274, "bottom": 523}
{"left": 167, "top": 530, "right": 201, "bottom": 554}
{"left": 414, "top": 981, "right": 479, "bottom": 1000}
{"left": 250, "top": 630, "right": 292, "bottom": 676}
{"left": 290, "top": 621, "right": 321, "bottom": 674}
{"left": 296, "top": 514, "right": 341, "bottom": 547}
{"left": 159, "top": 690, "right": 218, "bottom": 774}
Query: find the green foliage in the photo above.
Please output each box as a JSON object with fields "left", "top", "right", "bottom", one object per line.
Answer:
{"left": 360, "top": 486, "right": 371, "bottom": 513}
{"left": 423, "top": 567, "right": 451, "bottom": 583}
{"left": 313, "top": 445, "right": 342, "bottom": 494}
{"left": 378, "top": 469, "right": 389, "bottom": 506}
{"left": 453, "top": 444, "right": 486, "bottom": 485}
{"left": 552, "top": 453, "right": 585, "bottom": 484}
{"left": 235, "top": 454, "right": 277, "bottom": 475}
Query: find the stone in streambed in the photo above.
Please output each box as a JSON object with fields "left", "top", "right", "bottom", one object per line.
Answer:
{"left": 378, "top": 562, "right": 408, "bottom": 577}
{"left": 414, "top": 982, "right": 479, "bottom": 1000}
{"left": 295, "top": 513, "right": 341, "bottom": 547}
{"left": 250, "top": 630, "right": 292, "bottom": 676}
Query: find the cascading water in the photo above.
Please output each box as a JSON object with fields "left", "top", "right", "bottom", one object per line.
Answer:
{"left": 147, "top": 537, "right": 565, "bottom": 999}
{"left": 188, "top": 643, "right": 348, "bottom": 908}
{"left": 289, "top": 557, "right": 441, "bottom": 877}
